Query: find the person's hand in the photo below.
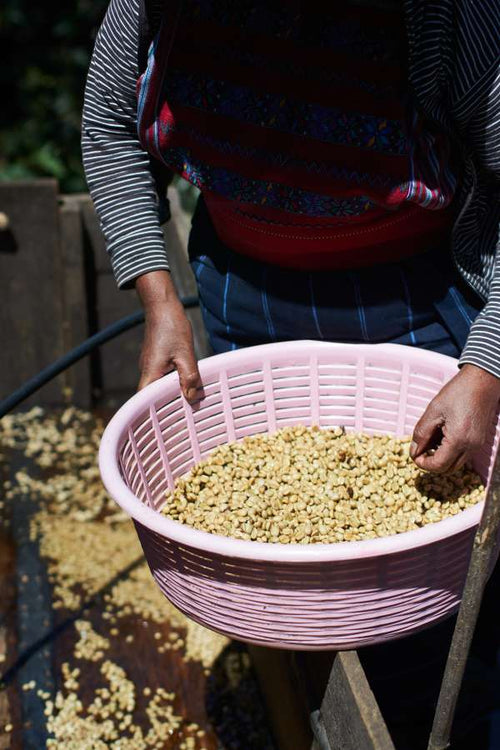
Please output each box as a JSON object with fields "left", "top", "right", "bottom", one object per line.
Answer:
{"left": 410, "top": 364, "right": 500, "bottom": 473}
{"left": 135, "top": 270, "right": 201, "bottom": 400}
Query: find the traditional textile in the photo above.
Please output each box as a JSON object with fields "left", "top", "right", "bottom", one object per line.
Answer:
{"left": 136, "top": 0, "right": 455, "bottom": 265}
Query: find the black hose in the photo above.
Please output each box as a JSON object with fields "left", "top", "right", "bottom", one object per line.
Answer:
{"left": 0, "top": 295, "right": 199, "bottom": 419}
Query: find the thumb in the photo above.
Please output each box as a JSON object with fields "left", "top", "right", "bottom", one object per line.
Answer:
{"left": 410, "top": 407, "right": 443, "bottom": 460}
{"left": 413, "top": 438, "right": 466, "bottom": 473}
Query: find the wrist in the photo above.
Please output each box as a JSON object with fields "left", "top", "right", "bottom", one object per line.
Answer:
{"left": 135, "top": 270, "right": 178, "bottom": 311}
{"left": 460, "top": 363, "right": 500, "bottom": 394}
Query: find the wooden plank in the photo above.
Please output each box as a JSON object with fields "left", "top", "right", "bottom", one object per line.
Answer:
{"left": 58, "top": 199, "right": 92, "bottom": 408}
{"left": 0, "top": 180, "right": 65, "bottom": 407}
{"left": 61, "top": 193, "right": 135, "bottom": 404}
{"left": 8, "top": 456, "right": 55, "bottom": 749}
{"left": 317, "top": 651, "right": 396, "bottom": 750}
{"left": 248, "top": 645, "right": 312, "bottom": 750}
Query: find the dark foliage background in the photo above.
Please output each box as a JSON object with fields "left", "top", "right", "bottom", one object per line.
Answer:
{"left": 0, "top": 0, "right": 108, "bottom": 192}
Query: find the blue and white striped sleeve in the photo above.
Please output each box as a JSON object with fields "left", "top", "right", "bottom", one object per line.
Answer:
{"left": 459, "top": 61, "right": 500, "bottom": 378}
{"left": 82, "top": 0, "right": 169, "bottom": 288}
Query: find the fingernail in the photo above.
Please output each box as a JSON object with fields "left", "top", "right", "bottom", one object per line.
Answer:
{"left": 410, "top": 440, "right": 417, "bottom": 457}
{"left": 186, "top": 387, "right": 197, "bottom": 402}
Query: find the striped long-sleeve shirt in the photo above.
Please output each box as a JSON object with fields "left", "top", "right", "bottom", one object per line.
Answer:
{"left": 82, "top": 0, "right": 500, "bottom": 376}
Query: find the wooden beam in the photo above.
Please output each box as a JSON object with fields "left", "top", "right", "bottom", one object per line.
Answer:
{"left": 248, "top": 645, "right": 312, "bottom": 750}
{"left": 316, "top": 651, "right": 395, "bottom": 750}
{"left": 249, "top": 645, "right": 394, "bottom": 750}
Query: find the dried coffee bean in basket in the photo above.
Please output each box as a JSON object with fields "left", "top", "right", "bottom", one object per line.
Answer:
{"left": 162, "top": 426, "right": 484, "bottom": 544}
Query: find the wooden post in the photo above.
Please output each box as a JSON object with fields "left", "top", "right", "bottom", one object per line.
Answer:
{"left": 427, "top": 446, "right": 500, "bottom": 750}
{"left": 314, "top": 651, "right": 395, "bottom": 750}
{"left": 247, "top": 645, "right": 313, "bottom": 750}
{"left": 249, "top": 647, "right": 395, "bottom": 750}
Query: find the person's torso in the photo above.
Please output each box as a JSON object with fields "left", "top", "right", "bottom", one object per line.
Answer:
{"left": 137, "top": 0, "right": 456, "bottom": 268}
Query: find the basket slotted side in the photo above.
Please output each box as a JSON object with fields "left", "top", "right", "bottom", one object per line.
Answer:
{"left": 107, "top": 342, "right": 497, "bottom": 649}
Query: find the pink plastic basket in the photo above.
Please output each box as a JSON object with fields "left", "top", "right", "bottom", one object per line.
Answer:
{"left": 99, "top": 341, "right": 499, "bottom": 650}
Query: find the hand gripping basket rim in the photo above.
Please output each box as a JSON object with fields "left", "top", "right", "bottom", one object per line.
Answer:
{"left": 99, "top": 341, "right": 484, "bottom": 564}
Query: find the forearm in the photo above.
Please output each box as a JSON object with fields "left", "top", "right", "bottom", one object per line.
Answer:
{"left": 83, "top": 141, "right": 169, "bottom": 288}
{"left": 457, "top": 46, "right": 500, "bottom": 373}
{"left": 135, "top": 271, "right": 201, "bottom": 398}
{"left": 460, "top": 269, "right": 500, "bottom": 378}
